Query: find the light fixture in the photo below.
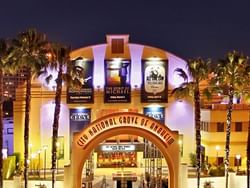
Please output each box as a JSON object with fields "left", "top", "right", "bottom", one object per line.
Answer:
{"left": 236, "top": 154, "right": 241, "bottom": 160}
{"left": 31, "top": 153, "right": 37, "bottom": 159}
{"left": 148, "top": 57, "right": 161, "bottom": 61}
{"left": 43, "top": 145, "right": 48, "bottom": 150}
{"left": 56, "top": 142, "right": 60, "bottom": 147}
{"left": 113, "top": 57, "right": 122, "bottom": 61}
{"left": 215, "top": 145, "right": 220, "bottom": 151}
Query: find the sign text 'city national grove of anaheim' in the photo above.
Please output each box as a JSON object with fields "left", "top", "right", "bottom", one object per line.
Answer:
{"left": 76, "top": 114, "right": 175, "bottom": 149}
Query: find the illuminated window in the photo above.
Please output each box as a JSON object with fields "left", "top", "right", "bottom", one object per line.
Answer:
{"left": 111, "top": 39, "right": 124, "bottom": 54}
{"left": 235, "top": 122, "right": 242, "bottom": 132}
{"left": 217, "top": 122, "right": 224, "bottom": 132}
{"left": 201, "top": 122, "right": 209, "bottom": 132}
{"left": 217, "top": 157, "right": 224, "bottom": 166}
{"left": 234, "top": 157, "right": 241, "bottom": 166}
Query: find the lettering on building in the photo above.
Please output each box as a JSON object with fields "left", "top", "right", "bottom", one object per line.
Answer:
{"left": 75, "top": 114, "right": 175, "bottom": 149}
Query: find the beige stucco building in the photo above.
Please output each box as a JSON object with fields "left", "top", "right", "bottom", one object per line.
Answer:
{"left": 12, "top": 35, "right": 249, "bottom": 187}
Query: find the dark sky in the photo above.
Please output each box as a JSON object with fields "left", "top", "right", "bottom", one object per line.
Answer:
{"left": 1, "top": 0, "right": 250, "bottom": 60}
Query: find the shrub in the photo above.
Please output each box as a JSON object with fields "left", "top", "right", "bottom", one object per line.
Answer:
{"left": 189, "top": 153, "right": 196, "bottom": 167}
{"left": 209, "top": 166, "right": 225, "bottom": 176}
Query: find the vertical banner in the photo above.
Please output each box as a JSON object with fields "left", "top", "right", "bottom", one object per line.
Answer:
{"left": 143, "top": 107, "right": 165, "bottom": 124}
{"left": 104, "top": 59, "right": 131, "bottom": 103}
{"left": 141, "top": 59, "right": 168, "bottom": 103}
{"left": 56, "top": 136, "right": 64, "bottom": 160}
{"left": 70, "top": 108, "right": 91, "bottom": 145}
{"left": 67, "top": 58, "right": 94, "bottom": 103}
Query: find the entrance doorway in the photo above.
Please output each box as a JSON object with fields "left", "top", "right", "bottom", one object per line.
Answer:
{"left": 81, "top": 134, "right": 169, "bottom": 187}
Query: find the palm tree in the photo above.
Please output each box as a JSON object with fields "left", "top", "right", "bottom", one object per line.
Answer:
{"left": 246, "top": 79, "right": 250, "bottom": 188}
{"left": 210, "top": 51, "right": 248, "bottom": 188}
{"left": 9, "top": 29, "right": 49, "bottom": 188}
{"left": 0, "top": 38, "right": 9, "bottom": 188}
{"left": 171, "top": 57, "right": 210, "bottom": 188}
{"left": 46, "top": 44, "right": 82, "bottom": 188}
{"left": 247, "top": 92, "right": 250, "bottom": 188}
{"left": 241, "top": 62, "right": 250, "bottom": 188}
{"left": 47, "top": 44, "right": 73, "bottom": 188}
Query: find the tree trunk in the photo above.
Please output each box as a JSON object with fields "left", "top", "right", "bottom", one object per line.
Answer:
{"left": 225, "top": 88, "right": 233, "bottom": 188}
{"left": 0, "top": 70, "right": 3, "bottom": 188}
{"left": 247, "top": 105, "right": 250, "bottom": 188}
{"left": 194, "top": 88, "right": 201, "bottom": 188}
{"left": 24, "top": 69, "right": 31, "bottom": 188}
{"left": 51, "top": 63, "right": 63, "bottom": 188}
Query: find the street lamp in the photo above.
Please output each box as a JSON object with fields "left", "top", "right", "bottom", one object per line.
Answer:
{"left": 43, "top": 145, "right": 48, "bottom": 179}
{"left": 215, "top": 145, "right": 220, "bottom": 166}
{"left": 31, "top": 153, "right": 37, "bottom": 176}
{"left": 29, "top": 143, "right": 33, "bottom": 159}
{"left": 27, "top": 159, "right": 30, "bottom": 174}
{"left": 37, "top": 149, "right": 41, "bottom": 178}
{"left": 56, "top": 142, "right": 60, "bottom": 174}
{"left": 178, "top": 139, "right": 183, "bottom": 157}
{"left": 236, "top": 154, "right": 241, "bottom": 173}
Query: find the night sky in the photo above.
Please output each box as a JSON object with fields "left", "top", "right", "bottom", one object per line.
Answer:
{"left": 1, "top": 0, "right": 250, "bottom": 60}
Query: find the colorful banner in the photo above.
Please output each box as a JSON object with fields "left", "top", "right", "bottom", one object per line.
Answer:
{"left": 104, "top": 59, "right": 131, "bottom": 103}
{"left": 143, "top": 107, "right": 165, "bottom": 124}
{"left": 67, "top": 58, "right": 94, "bottom": 103}
{"left": 141, "top": 59, "right": 168, "bottom": 103}
{"left": 56, "top": 136, "right": 64, "bottom": 160}
{"left": 70, "top": 108, "right": 91, "bottom": 146}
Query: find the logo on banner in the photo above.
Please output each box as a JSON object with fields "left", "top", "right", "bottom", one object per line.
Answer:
{"left": 70, "top": 108, "right": 91, "bottom": 148}
{"left": 70, "top": 112, "right": 90, "bottom": 121}
{"left": 141, "top": 59, "right": 168, "bottom": 103}
{"left": 143, "top": 107, "right": 165, "bottom": 124}
{"left": 145, "top": 65, "right": 165, "bottom": 94}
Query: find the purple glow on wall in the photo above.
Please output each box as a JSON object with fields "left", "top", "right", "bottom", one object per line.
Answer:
{"left": 40, "top": 101, "right": 70, "bottom": 163}
{"left": 129, "top": 44, "right": 143, "bottom": 88}
{"left": 166, "top": 100, "right": 194, "bottom": 133}
{"left": 93, "top": 45, "right": 106, "bottom": 88}
{"left": 38, "top": 65, "right": 67, "bottom": 90}
{"left": 38, "top": 68, "right": 58, "bottom": 90}
{"left": 37, "top": 43, "right": 188, "bottom": 91}
{"left": 167, "top": 54, "right": 189, "bottom": 89}
{"left": 166, "top": 100, "right": 195, "bottom": 153}
{"left": 40, "top": 101, "right": 69, "bottom": 147}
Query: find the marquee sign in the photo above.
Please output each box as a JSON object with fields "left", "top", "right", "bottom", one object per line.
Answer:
{"left": 75, "top": 113, "right": 175, "bottom": 149}
{"left": 101, "top": 145, "right": 135, "bottom": 151}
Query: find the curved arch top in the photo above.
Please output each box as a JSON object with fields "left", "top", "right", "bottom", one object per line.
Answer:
{"left": 71, "top": 112, "right": 180, "bottom": 188}
{"left": 69, "top": 34, "right": 188, "bottom": 89}
{"left": 74, "top": 112, "right": 177, "bottom": 149}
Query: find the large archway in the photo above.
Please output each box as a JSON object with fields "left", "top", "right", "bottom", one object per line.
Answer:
{"left": 71, "top": 112, "right": 180, "bottom": 188}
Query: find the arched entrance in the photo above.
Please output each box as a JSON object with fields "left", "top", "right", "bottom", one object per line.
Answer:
{"left": 71, "top": 112, "right": 180, "bottom": 188}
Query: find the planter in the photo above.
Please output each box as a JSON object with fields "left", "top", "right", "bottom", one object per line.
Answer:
{"left": 13, "top": 176, "right": 22, "bottom": 188}
{"left": 204, "top": 186, "right": 211, "bottom": 188}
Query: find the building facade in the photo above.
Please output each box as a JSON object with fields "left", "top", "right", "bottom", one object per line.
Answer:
{"left": 12, "top": 35, "right": 249, "bottom": 187}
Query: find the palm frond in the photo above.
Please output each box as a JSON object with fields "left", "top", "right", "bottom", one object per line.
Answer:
{"left": 45, "top": 75, "right": 53, "bottom": 85}
{"left": 203, "top": 88, "right": 213, "bottom": 100}
{"left": 175, "top": 68, "right": 188, "bottom": 82}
